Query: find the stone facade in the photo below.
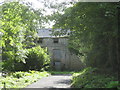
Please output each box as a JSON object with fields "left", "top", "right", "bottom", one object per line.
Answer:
{"left": 37, "top": 29, "right": 85, "bottom": 71}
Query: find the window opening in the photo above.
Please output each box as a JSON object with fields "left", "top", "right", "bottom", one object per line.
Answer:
{"left": 53, "top": 38, "right": 59, "bottom": 43}
{"left": 37, "top": 38, "right": 43, "bottom": 43}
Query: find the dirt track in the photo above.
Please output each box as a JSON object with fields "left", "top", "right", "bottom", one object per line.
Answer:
{"left": 24, "top": 74, "right": 72, "bottom": 88}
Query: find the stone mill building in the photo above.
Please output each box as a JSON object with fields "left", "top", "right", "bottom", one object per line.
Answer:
{"left": 37, "top": 28, "right": 84, "bottom": 71}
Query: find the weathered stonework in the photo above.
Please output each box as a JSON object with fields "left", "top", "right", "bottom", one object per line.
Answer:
{"left": 37, "top": 29, "right": 85, "bottom": 71}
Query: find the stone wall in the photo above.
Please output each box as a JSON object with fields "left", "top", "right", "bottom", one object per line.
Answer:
{"left": 37, "top": 37, "right": 85, "bottom": 71}
{"left": 69, "top": 53, "right": 86, "bottom": 71}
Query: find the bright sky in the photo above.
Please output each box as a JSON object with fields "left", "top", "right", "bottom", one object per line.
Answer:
{"left": 0, "top": 0, "right": 119, "bottom": 8}
{"left": 23, "top": 0, "right": 119, "bottom": 28}
{"left": 24, "top": 0, "right": 74, "bottom": 15}
{"left": 0, "top": 0, "right": 74, "bottom": 28}
{"left": 25, "top": 0, "right": 70, "bottom": 9}
{"left": 0, "top": 0, "right": 119, "bottom": 28}
{"left": 0, "top": 0, "right": 73, "bottom": 9}
{"left": 24, "top": 0, "right": 74, "bottom": 28}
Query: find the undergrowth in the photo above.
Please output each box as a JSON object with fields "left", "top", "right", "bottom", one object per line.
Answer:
{"left": 0, "top": 71, "right": 50, "bottom": 88}
{"left": 72, "top": 67, "right": 119, "bottom": 89}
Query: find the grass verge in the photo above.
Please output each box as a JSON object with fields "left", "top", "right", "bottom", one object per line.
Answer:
{"left": 71, "top": 67, "right": 119, "bottom": 88}
{"left": 0, "top": 71, "right": 50, "bottom": 88}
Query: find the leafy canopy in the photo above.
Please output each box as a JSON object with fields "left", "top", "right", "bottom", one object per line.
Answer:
{"left": 52, "top": 2, "right": 118, "bottom": 72}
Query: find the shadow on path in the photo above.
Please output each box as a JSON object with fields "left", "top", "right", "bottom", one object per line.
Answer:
{"left": 22, "top": 74, "right": 72, "bottom": 88}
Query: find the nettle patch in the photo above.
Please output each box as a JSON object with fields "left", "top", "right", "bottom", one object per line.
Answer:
{"left": 0, "top": 71, "right": 50, "bottom": 88}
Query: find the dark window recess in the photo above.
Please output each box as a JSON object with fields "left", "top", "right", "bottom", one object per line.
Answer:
{"left": 53, "top": 38, "right": 59, "bottom": 43}
{"left": 37, "top": 38, "right": 43, "bottom": 43}
{"left": 41, "top": 46, "right": 45, "bottom": 48}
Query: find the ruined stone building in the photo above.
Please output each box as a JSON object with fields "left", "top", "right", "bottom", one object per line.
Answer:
{"left": 37, "top": 28, "right": 84, "bottom": 71}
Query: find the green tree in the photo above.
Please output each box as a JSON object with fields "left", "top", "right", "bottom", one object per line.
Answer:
{"left": 0, "top": 1, "right": 43, "bottom": 71}
{"left": 52, "top": 2, "right": 119, "bottom": 72}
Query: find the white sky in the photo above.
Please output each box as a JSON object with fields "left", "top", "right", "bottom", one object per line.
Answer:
{"left": 0, "top": 0, "right": 73, "bottom": 17}
{"left": 0, "top": 0, "right": 119, "bottom": 28}
{"left": 24, "top": 0, "right": 119, "bottom": 27}
{"left": 0, "top": 0, "right": 73, "bottom": 28}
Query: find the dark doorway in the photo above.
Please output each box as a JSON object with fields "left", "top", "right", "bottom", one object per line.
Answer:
{"left": 53, "top": 49, "right": 62, "bottom": 71}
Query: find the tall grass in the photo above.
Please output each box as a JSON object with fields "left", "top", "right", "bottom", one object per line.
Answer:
{"left": 0, "top": 71, "right": 50, "bottom": 88}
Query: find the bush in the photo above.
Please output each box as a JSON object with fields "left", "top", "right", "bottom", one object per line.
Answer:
{"left": 2, "top": 49, "right": 27, "bottom": 71}
{"left": 72, "top": 67, "right": 119, "bottom": 88}
{"left": 2, "top": 46, "right": 50, "bottom": 71}
{"left": 106, "top": 81, "right": 119, "bottom": 88}
{"left": 24, "top": 46, "right": 50, "bottom": 71}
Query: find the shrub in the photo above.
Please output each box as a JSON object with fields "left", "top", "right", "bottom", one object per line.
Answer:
{"left": 106, "top": 81, "right": 119, "bottom": 88}
{"left": 24, "top": 46, "right": 50, "bottom": 71}
{"left": 2, "top": 49, "right": 27, "bottom": 71}
{"left": 2, "top": 46, "right": 50, "bottom": 71}
{"left": 72, "top": 67, "right": 119, "bottom": 88}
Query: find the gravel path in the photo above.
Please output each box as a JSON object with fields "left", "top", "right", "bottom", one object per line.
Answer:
{"left": 24, "top": 74, "right": 72, "bottom": 88}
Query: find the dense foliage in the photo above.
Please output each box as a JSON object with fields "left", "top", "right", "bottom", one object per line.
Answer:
{"left": 24, "top": 46, "right": 50, "bottom": 71}
{"left": 72, "top": 67, "right": 119, "bottom": 88}
{"left": 52, "top": 2, "right": 119, "bottom": 72}
{"left": 0, "top": 1, "right": 50, "bottom": 71}
{"left": 1, "top": 2, "right": 29, "bottom": 68}
{"left": 3, "top": 46, "right": 50, "bottom": 71}
{"left": 0, "top": 1, "right": 42, "bottom": 48}
{"left": 0, "top": 71, "right": 49, "bottom": 88}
